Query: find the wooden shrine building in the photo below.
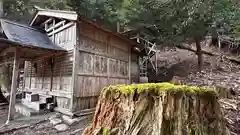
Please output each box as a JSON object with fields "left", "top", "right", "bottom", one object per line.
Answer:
{"left": 0, "top": 7, "right": 145, "bottom": 117}
{"left": 0, "top": 19, "right": 65, "bottom": 122}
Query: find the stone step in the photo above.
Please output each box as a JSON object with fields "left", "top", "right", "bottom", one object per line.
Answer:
{"left": 22, "top": 99, "right": 47, "bottom": 111}
{"left": 15, "top": 103, "right": 45, "bottom": 117}
{"left": 39, "top": 95, "right": 53, "bottom": 104}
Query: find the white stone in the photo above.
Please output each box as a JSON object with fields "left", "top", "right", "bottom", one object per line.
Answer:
{"left": 62, "top": 115, "right": 78, "bottom": 125}
{"left": 54, "top": 124, "right": 69, "bottom": 132}
{"left": 49, "top": 113, "right": 61, "bottom": 120}
{"left": 50, "top": 118, "right": 62, "bottom": 125}
{"left": 70, "top": 128, "right": 84, "bottom": 135}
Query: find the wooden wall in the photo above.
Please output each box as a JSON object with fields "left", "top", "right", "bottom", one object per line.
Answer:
{"left": 73, "top": 22, "right": 132, "bottom": 112}
{"left": 23, "top": 23, "right": 77, "bottom": 112}
{"left": 131, "top": 53, "right": 140, "bottom": 83}
{"left": 49, "top": 22, "right": 76, "bottom": 50}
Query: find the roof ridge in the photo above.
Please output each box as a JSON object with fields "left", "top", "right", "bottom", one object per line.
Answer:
{"left": 1, "top": 19, "right": 45, "bottom": 33}
{"left": 34, "top": 6, "right": 77, "bottom": 14}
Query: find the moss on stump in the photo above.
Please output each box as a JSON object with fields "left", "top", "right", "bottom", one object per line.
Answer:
{"left": 83, "top": 83, "right": 229, "bottom": 135}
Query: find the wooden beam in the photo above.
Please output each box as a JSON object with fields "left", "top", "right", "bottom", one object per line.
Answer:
{"left": 70, "top": 22, "right": 79, "bottom": 112}
{"left": 129, "top": 50, "right": 132, "bottom": 84}
{"left": 46, "top": 20, "right": 66, "bottom": 32}
{"left": 30, "top": 14, "right": 39, "bottom": 26}
{"left": 0, "top": 61, "right": 13, "bottom": 66}
{"left": 6, "top": 48, "right": 20, "bottom": 123}
{"left": 43, "top": 18, "right": 53, "bottom": 25}
{"left": 0, "top": 47, "right": 15, "bottom": 56}
{"left": 43, "top": 18, "right": 53, "bottom": 29}
{"left": 107, "top": 35, "right": 110, "bottom": 84}
{"left": 47, "top": 22, "right": 74, "bottom": 36}
{"left": 38, "top": 10, "right": 78, "bottom": 21}
{"left": 155, "top": 50, "right": 157, "bottom": 74}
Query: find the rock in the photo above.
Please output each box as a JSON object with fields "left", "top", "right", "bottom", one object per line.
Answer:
{"left": 50, "top": 118, "right": 62, "bottom": 125}
{"left": 54, "top": 124, "right": 69, "bottom": 132}
{"left": 49, "top": 113, "right": 61, "bottom": 120}
{"left": 62, "top": 115, "right": 78, "bottom": 125}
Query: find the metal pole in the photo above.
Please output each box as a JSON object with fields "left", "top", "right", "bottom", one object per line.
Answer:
{"left": 6, "top": 48, "right": 20, "bottom": 124}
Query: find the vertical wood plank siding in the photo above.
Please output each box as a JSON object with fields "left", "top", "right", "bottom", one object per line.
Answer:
{"left": 23, "top": 24, "right": 76, "bottom": 111}
{"left": 24, "top": 51, "right": 73, "bottom": 92}
{"left": 74, "top": 22, "right": 132, "bottom": 111}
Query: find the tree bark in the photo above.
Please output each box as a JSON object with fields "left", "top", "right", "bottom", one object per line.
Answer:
{"left": 195, "top": 38, "right": 203, "bottom": 71}
{"left": 0, "top": 0, "right": 3, "bottom": 18}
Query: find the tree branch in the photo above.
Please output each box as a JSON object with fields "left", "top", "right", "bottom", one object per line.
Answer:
{"left": 176, "top": 45, "right": 240, "bottom": 64}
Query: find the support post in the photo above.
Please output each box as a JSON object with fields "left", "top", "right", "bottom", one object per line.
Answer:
{"left": 155, "top": 50, "right": 158, "bottom": 74}
{"left": 6, "top": 48, "right": 20, "bottom": 124}
{"left": 128, "top": 51, "right": 131, "bottom": 84}
{"left": 70, "top": 22, "right": 79, "bottom": 113}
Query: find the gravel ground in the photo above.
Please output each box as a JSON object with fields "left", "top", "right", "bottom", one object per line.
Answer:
{"left": 0, "top": 104, "right": 8, "bottom": 125}
{"left": 2, "top": 116, "right": 92, "bottom": 135}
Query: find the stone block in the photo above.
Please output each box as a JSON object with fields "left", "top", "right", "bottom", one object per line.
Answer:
{"left": 139, "top": 77, "right": 148, "bottom": 83}
{"left": 49, "top": 113, "right": 61, "bottom": 120}
{"left": 62, "top": 115, "right": 78, "bottom": 125}
{"left": 50, "top": 118, "right": 62, "bottom": 125}
{"left": 26, "top": 93, "right": 39, "bottom": 102}
{"left": 55, "top": 124, "right": 69, "bottom": 132}
{"left": 22, "top": 99, "right": 46, "bottom": 111}
{"left": 40, "top": 96, "right": 53, "bottom": 103}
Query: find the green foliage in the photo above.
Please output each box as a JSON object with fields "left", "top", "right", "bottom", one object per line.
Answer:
{"left": 102, "top": 127, "right": 111, "bottom": 135}
{"left": 104, "top": 83, "right": 216, "bottom": 96}
{"left": 3, "top": 0, "right": 71, "bottom": 23}
{"left": 68, "top": 0, "right": 129, "bottom": 31}
{"left": 126, "top": 0, "right": 240, "bottom": 45}
{"left": 3, "top": 0, "right": 240, "bottom": 40}
{"left": 96, "top": 127, "right": 111, "bottom": 135}
{"left": 3, "top": 0, "right": 32, "bottom": 22}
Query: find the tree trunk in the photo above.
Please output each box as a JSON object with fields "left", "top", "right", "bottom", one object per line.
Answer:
{"left": 195, "top": 38, "right": 203, "bottom": 71}
{"left": 83, "top": 84, "right": 228, "bottom": 135}
{"left": 0, "top": 0, "right": 3, "bottom": 18}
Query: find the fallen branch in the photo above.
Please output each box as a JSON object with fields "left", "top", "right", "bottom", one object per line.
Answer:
{"left": 176, "top": 45, "right": 240, "bottom": 64}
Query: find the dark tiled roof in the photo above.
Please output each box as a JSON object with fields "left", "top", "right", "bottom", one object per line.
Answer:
{"left": 0, "top": 19, "right": 64, "bottom": 51}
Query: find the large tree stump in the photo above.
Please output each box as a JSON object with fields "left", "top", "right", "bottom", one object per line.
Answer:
{"left": 83, "top": 83, "right": 229, "bottom": 135}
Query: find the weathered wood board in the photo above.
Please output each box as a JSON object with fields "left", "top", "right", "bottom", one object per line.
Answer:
{"left": 73, "top": 22, "right": 133, "bottom": 112}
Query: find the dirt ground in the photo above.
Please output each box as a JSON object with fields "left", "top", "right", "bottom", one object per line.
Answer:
{"left": 0, "top": 104, "right": 92, "bottom": 135}
{"left": 155, "top": 47, "right": 240, "bottom": 135}
{"left": 0, "top": 104, "right": 9, "bottom": 125}
{"left": 2, "top": 118, "right": 91, "bottom": 135}
{"left": 0, "top": 46, "right": 239, "bottom": 135}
